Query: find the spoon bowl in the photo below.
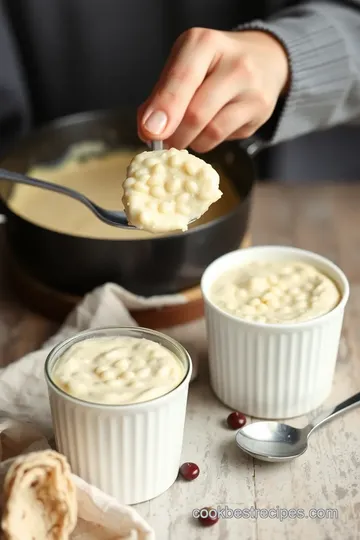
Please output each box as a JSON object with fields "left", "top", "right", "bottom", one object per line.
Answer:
{"left": 235, "top": 391, "right": 360, "bottom": 462}
{"left": 235, "top": 422, "right": 309, "bottom": 462}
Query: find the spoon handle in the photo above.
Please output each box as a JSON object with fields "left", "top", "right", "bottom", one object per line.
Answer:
{"left": 309, "top": 391, "right": 360, "bottom": 433}
{"left": 151, "top": 141, "right": 163, "bottom": 151}
{"left": 0, "top": 168, "right": 92, "bottom": 203}
{"left": 0, "top": 167, "right": 117, "bottom": 224}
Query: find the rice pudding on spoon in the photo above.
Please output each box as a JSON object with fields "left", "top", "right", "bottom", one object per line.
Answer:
{"left": 122, "top": 148, "right": 223, "bottom": 233}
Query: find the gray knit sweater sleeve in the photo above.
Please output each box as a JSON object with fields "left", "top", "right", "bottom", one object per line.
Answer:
{"left": 238, "top": 1, "right": 360, "bottom": 145}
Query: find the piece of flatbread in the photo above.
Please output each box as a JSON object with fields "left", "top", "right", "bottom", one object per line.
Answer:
{"left": 1, "top": 450, "right": 77, "bottom": 540}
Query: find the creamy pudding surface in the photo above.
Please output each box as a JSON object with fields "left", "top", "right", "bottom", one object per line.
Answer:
{"left": 210, "top": 260, "right": 341, "bottom": 324}
{"left": 122, "top": 148, "right": 223, "bottom": 233}
{"left": 51, "top": 336, "right": 186, "bottom": 404}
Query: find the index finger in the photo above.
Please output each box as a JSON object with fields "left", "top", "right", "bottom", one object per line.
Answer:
{"left": 139, "top": 28, "right": 218, "bottom": 141}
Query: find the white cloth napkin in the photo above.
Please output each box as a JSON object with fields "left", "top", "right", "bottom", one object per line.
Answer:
{"left": 0, "top": 282, "right": 205, "bottom": 539}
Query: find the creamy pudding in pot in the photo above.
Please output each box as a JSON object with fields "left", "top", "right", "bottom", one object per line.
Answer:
{"left": 210, "top": 260, "right": 341, "bottom": 324}
{"left": 122, "top": 148, "right": 223, "bottom": 233}
{"left": 51, "top": 336, "right": 186, "bottom": 404}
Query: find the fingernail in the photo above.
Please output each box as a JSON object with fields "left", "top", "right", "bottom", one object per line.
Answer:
{"left": 143, "top": 111, "right": 168, "bottom": 135}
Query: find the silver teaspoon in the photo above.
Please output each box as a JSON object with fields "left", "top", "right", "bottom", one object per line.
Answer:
{"left": 235, "top": 391, "right": 360, "bottom": 462}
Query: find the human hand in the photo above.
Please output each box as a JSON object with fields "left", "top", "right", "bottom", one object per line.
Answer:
{"left": 138, "top": 28, "right": 289, "bottom": 152}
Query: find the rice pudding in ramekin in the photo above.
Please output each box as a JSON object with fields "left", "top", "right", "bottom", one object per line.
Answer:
{"left": 201, "top": 246, "right": 349, "bottom": 419}
{"left": 45, "top": 327, "right": 192, "bottom": 505}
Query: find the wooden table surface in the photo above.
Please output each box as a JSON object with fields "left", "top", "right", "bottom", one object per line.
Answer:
{"left": 1, "top": 183, "right": 360, "bottom": 540}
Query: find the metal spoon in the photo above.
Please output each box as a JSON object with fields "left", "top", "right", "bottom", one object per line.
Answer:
{"left": 0, "top": 139, "right": 195, "bottom": 230}
{"left": 0, "top": 167, "right": 135, "bottom": 228}
{"left": 235, "top": 391, "right": 360, "bottom": 462}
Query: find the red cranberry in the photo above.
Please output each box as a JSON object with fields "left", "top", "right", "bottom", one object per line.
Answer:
{"left": 179, "top": 462, "right": 200, "bottom": 481}
{"left": 198, "top": 507, "right": 219, "bottom": 527}
{"left": 227, "top": 411, "right": 246, "bottom": 430}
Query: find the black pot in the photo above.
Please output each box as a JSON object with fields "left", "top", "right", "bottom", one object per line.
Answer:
{"left": 0, "top": 109, "right": 256, "bottom": 297}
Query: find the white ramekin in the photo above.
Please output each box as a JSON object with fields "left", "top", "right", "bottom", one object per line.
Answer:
{"left": 44, "top": 326, "right": 192, "bottom": 505}
{"left": 201, "top": 246, "right": 349, "bottom": 419}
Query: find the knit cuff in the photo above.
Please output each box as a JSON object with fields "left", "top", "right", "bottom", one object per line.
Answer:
{"left": 235, "top": 12, "right": 351, "bottom": 145}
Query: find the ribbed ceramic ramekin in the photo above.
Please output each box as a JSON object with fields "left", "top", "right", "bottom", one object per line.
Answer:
{"left": 45, "top": 327, "right": 192, "bottom": 505}
{"left": 201, "top": 246, "right": 349, "bottom": 419}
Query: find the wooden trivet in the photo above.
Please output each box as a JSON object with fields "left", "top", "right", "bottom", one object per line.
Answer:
{"left": 7, "top": 233, "right": 251, "bottom": 329}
